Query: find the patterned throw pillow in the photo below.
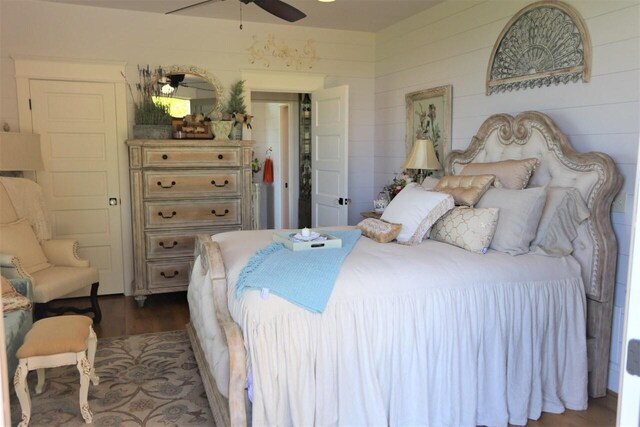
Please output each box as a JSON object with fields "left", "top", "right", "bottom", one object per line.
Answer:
{"left": 459, "top": 158, "right": 539, "bottom": 190}
{"left": 1, "top": 276, "right": 31, "bottom": 313}
{"left": 357, "top": 218, "right": 402, "bottom": 243}
{"left": 434, "top": 175, "right": 495, "bottom": 206}
{"left": 430, "top": 207, "right": 500, "bottom": 254}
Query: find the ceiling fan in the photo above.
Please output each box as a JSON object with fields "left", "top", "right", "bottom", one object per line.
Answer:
{"left": 166, "top": 0, "right": 306, "bottom": 23}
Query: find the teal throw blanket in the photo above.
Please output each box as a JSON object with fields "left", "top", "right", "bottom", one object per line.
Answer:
{"left": 236, "top": 229, "right": 361, "bottom": 313}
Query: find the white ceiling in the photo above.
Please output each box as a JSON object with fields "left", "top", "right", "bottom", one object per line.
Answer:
{"left": 42, "top": 0, "right": 443, "bottom": 32}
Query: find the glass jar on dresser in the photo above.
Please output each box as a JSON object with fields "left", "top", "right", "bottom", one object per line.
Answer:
{"left": 126, "top": 139, "right": 254, "bottom": 307}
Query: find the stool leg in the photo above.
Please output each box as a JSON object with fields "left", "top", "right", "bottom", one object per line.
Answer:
{"left": 76, "top": 353, "right": 93, "bottom": 424}
{"left": 87, "top": 326, "right": 99, "bottom": 386}
{"left": 14, "top": 360, "right": 31, "bottom": 427}
{"left": 35, "top": 368, "right": 46, "bottom": 394}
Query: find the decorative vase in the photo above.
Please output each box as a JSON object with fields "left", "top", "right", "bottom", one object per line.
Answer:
{"left": 232, "top": 122, "right": 243, "bottom": 140}
{"left": 132, "top": 125, "right": 172, "bottom": 140}
{"left": 211, "top": 121, "right": 234, "bottom": 140}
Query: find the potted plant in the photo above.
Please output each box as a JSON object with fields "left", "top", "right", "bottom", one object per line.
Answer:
{"left": 123, "top": 65, "right": 173, "bottom": 139}
{"left": 225, "top": 80, "right": 247, "bottom": 140}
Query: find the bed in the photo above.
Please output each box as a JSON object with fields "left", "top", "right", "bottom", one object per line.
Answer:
{"left": 187, "top": 111, "right": 622, "bottom": 426}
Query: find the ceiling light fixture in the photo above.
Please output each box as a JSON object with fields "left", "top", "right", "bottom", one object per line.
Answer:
{"left": 318, "top": 0, "right": 335, "bottom": 2}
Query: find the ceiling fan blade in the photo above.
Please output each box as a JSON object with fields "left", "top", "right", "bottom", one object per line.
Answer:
{"left": 166, "top": 0, "right": 215, "bottom": 15}
{"left": 250, "top": 0, "right": 306, "bottom": 22}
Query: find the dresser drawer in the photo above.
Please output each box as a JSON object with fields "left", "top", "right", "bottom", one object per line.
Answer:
{"left": 145, "top": 199, "right": 241, "bottom": 228}
{"left": 143, "top": 170, "right": 240, "bottom": 199}
{"left": 146, "top": 260, "right": 191, "bottom": 289}
{"left": 143, "top": 147, "right": 239, "bottom": 168}
{"left": 146, "top": 227, "right": 240, "bottom": 260}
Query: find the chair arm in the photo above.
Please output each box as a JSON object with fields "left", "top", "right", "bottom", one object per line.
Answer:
{"left": 41, "top": 239, "right": 90, "bottom": 267}
{"left": 0, "top": 253, "right": 33, "bottom": 281}
{"left": 8, "top": 278, "right": 32, "bottom": 300}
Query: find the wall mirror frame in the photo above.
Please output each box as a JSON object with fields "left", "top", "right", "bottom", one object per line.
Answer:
{"left": 154, "top": 65, "right": 226, "bottom": 119}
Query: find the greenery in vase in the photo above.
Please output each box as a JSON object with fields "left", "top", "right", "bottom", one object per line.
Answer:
{"left": 383, "top": 173, "right": 409, "bottom": 200}
{"left": 226, "top": 80, "right": 247, "bottom": 115}
{"left": 123, "top": 65, "right": 172, "bottom": 125}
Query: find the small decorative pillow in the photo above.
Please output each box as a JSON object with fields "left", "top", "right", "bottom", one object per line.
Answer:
{"left": 381, "top": 183, "right": 454, "bottom": 245}
{"left": 0, "top": 218, "right": 50, "bottom": 274}
{"left": 476, "top": 186, "right": 547, "bottom": 255}
{"left": 530, "top": 187, "right": 590, "bottom": 256}
{"left": 1, "top": 277, "right": 31, "bottom": 313}
{"left": 459, "top": 158, "right": 539, "bottom": 190}
{"left": 357, "top": 218, "right": 402, "bottom": 243}
{"left": 1, "top": 276, "right": 14, "bottom": 294}
{"left": 430, "top": 207, "right": 499, "bottom": 254}
{"left": 434, "top": 175, "right": 495, "bottom": 206}
{"left": 420, "top": 176, "right": 440, "bottom": 190}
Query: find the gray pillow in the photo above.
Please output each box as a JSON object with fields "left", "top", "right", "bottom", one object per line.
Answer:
{"left": 476, "top": 186, "right": 547, "bottom": 255}
{"left": 530, "top": 187, "right": 590, "bottom": 256}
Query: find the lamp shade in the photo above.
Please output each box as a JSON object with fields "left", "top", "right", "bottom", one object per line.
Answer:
{"left": 0, "top": 132, "right": 44, "bottom": 171}
{"left": 402, "top": 139, "right": 442, "bottom": 171}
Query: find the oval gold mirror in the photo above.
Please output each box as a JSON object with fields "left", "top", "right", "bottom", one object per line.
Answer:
{"left": 153, "top": 65, "right": 225, "bottom": 119}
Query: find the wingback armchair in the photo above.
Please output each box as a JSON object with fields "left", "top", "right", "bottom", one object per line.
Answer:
{"left": 0, "top": 177, "right": 101, "bottom": 323}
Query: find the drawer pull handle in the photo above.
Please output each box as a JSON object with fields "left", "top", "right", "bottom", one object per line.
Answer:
{"left": 218, "top": 154, "right": 224, "bottom": 160}
{"left": 159, "top": 241, "right": 178, "bottom": 249}
{"left": 158, "top": 211, "right": 177, "bottom": 219}
{"left": 211, "top": 209, "right": 229, "bottom": 217}
{"left": 160, "top": 270, "right": 179, "bottom": 279}
{"left": 211, "top": 179, "right": 229, "bottom": 188}
{"left": 157, "top": 181, "right": 176, "bottom": 189}
{"left": 162, "top": 154, "right": 169, "bottom": 160}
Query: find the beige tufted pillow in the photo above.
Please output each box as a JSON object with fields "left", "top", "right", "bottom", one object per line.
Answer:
{"left": 357, "top": 218, "right": 402, "bottom": 243}
{"left": 0, "top": 218, "right": 50, "bottom": 274}
{"left": 434, "top": 175, "right": 495, "bottom": 206}
{"left": 459, "top": 158, "right": 539, "bottom": 190}
{"left": 430, "top": 207, "right": 499, "bottom": 253}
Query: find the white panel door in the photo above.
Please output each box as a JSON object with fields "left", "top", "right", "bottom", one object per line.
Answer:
{"left": 617, "top": 147, "right": 640, "bottom": 426}
{"left": 311, "top": 85, "right": 349, "bottom": 227}
{"left": 30, "top": 80, "right": 124, "bottom": 295}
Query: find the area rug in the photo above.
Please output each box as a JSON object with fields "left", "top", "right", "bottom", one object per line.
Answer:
{"left": 10, "top": 330, "right": 214, "bottom": 426}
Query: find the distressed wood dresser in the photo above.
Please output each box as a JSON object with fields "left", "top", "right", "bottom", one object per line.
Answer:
{"left": 126, "top": 139, "right": 254, "bottom": 307}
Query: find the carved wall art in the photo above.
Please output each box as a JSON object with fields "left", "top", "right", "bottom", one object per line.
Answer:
{"left": 486, "top": 0, "right": 591, "bottom": 95}
{"left": 247, "top": 34, "right": 318, "bottom": 70}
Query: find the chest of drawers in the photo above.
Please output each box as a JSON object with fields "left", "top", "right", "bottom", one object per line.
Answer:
{"left": 126, "top": 139, "right": 254, "bottom": 307}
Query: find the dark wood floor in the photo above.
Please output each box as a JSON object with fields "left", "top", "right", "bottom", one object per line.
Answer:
{"left": 58, "top": 292, "right": 617, "bottom": 426}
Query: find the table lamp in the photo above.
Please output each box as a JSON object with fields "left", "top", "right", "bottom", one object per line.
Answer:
{"left": 402, "top": 139, "right": 442, "bottom": 183}
{"left": 0, "top": 132, "right": 44, "bottom": 173}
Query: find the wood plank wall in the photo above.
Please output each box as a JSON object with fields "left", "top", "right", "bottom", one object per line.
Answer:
{"left": 373, "top": 0, "right": 640, "bottom": 392}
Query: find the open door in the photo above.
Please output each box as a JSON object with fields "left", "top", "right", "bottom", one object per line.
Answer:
{"left": 311, "top": 85, "right": 349, "bottom": 227}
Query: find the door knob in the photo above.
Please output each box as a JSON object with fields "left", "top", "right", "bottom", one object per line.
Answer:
{"left": 109, "top": 198, "right": 118, "bottom": 206}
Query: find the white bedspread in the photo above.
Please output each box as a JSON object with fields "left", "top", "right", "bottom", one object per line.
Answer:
{"left": 188, "top": 229, "right": 588, "bottom": 427}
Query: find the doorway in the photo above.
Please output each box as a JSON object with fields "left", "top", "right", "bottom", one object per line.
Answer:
{"left": 251, "top": 92, "right": 299, "bottom": 229}
{"left": 14, "top": 57, "right": 131, "bottom": 296}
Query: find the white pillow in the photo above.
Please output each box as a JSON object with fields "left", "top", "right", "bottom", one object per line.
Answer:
{"left": 530, "top": 187, "right": 590, "bottom": 256}
{"left": 381, "top": 183, "right": 454, "bottom": 245}
{"left": 476, "top": 186, "right": 547, "bottom": 255}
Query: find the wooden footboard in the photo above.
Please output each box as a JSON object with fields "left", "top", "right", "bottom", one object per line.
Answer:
{"left": 193, "top": 234, "right": 248, "bottom": 427}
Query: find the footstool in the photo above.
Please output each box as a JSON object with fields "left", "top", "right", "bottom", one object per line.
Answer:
{"left": 13, "top": 315, "right": 99, "bottom": 426}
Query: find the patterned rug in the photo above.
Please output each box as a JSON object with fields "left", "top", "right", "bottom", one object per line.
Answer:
{"left": 10, "top": 330, "right": 214, "bottom": 426}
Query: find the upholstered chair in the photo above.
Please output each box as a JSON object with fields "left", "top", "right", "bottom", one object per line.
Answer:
{"left": 0, "top": 177, "right": 101, "bottom": 323}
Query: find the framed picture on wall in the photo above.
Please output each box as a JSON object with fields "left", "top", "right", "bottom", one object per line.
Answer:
{"left": 405, "top": 85, "right": 452, "bottom": 167}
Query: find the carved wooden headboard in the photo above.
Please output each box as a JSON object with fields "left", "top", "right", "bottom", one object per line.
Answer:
{"left": 445, "top": 111, "right": 622, "bottom": 397}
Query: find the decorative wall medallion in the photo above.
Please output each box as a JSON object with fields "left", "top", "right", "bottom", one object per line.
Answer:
{"left": 486, "top": 0, "right": 591, "bottom": 95}
{"left": 247, "top": 34, "right": 318, "bottom": 70}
